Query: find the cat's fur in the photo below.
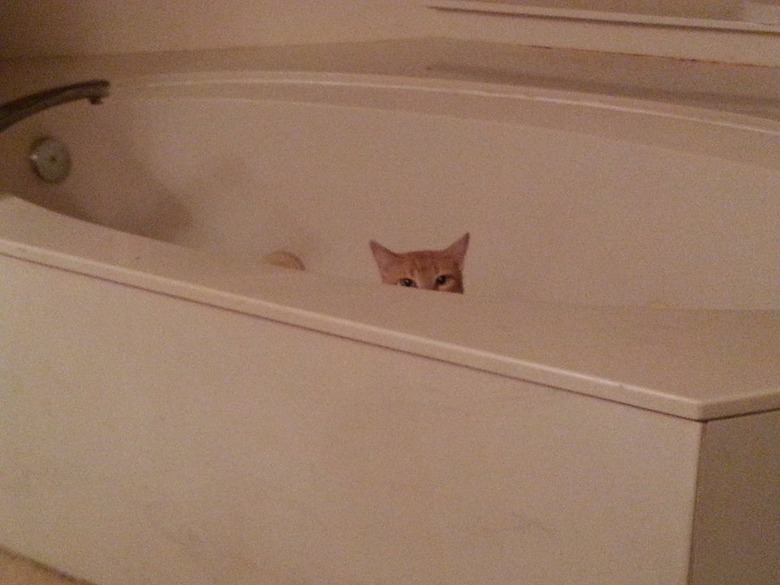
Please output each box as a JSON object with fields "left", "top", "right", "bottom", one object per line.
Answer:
{"left": 369, "top": 233, "right": 469, "bottom": 293}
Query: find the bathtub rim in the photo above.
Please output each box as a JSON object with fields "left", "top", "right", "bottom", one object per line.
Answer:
{"left": 1, "top": 195, "right": 778, "bottom": 422}
{"left": 113, "top": 68, "right": 780, "bottom": 123}
{"left": 95, "top": 69, "right": 780, "bottom": 173}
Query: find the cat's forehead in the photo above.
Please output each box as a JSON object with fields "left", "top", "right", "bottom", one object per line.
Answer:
{"left": 397, "top": 252, "right": 458, "bottom": 271}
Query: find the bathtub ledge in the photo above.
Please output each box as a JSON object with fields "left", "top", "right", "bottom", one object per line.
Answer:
{"left": 1, "top": 195, "right": 778, "bottom": 421}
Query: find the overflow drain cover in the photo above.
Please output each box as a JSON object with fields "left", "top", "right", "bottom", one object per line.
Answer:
{"left": 30, "top": 137, "right": 71, "bottom": 184}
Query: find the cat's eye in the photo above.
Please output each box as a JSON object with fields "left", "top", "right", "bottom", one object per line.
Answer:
{"left": 398, "top": 278, "right": 417, "bottom": 288}
{"left": 435, "top": 275, "right": 451, "bottom": 286}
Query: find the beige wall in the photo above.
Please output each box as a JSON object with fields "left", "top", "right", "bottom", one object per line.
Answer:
{"left": 0, "top": 0, "right": 778, "bottom": 66}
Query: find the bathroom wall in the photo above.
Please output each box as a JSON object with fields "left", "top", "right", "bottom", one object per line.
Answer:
{"left": 0, "top": 0, "right": 778, "bottom": 66}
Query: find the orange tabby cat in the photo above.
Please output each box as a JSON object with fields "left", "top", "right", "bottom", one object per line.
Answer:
{"left": 369, "top": 233, "right": 469, "bottom": 293}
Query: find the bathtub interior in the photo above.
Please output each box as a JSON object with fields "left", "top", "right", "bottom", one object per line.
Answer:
{"left": 0, "top": 73, "right": 778, "bottom": 311}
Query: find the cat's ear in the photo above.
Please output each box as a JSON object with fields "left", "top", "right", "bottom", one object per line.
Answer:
{"left": 445, "top": 233, "right": 470, "bottom": 266}
{"left": 370, "top": 240, "right": 400, "bottom": 273}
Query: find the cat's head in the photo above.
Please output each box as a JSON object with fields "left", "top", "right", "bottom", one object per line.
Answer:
{"left": 369, "top": 233, "right": 469, "bottom": 293}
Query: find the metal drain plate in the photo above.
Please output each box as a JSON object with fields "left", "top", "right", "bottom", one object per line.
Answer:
{"left": 30, "top": 137, "right": 71, "bottom": 183}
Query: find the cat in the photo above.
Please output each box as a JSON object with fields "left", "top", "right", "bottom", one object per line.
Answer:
{"left": 369, "top": 233, "right": 469, "bottom": 293}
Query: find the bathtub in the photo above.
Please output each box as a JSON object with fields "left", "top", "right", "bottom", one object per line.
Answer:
{"left": 1, "top": 69, "right": 778, "bottom": 585}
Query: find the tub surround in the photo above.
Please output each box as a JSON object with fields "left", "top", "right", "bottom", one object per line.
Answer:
{"left": 1, "top": 1, "right": 778, "bottom": 66}
{"left": 1, "top": 202, "right": 777, "bottom": 584}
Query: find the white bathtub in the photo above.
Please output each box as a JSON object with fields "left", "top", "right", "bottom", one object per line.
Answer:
{"left": 1, "top": 69, "right": 778, "bottom": 585}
